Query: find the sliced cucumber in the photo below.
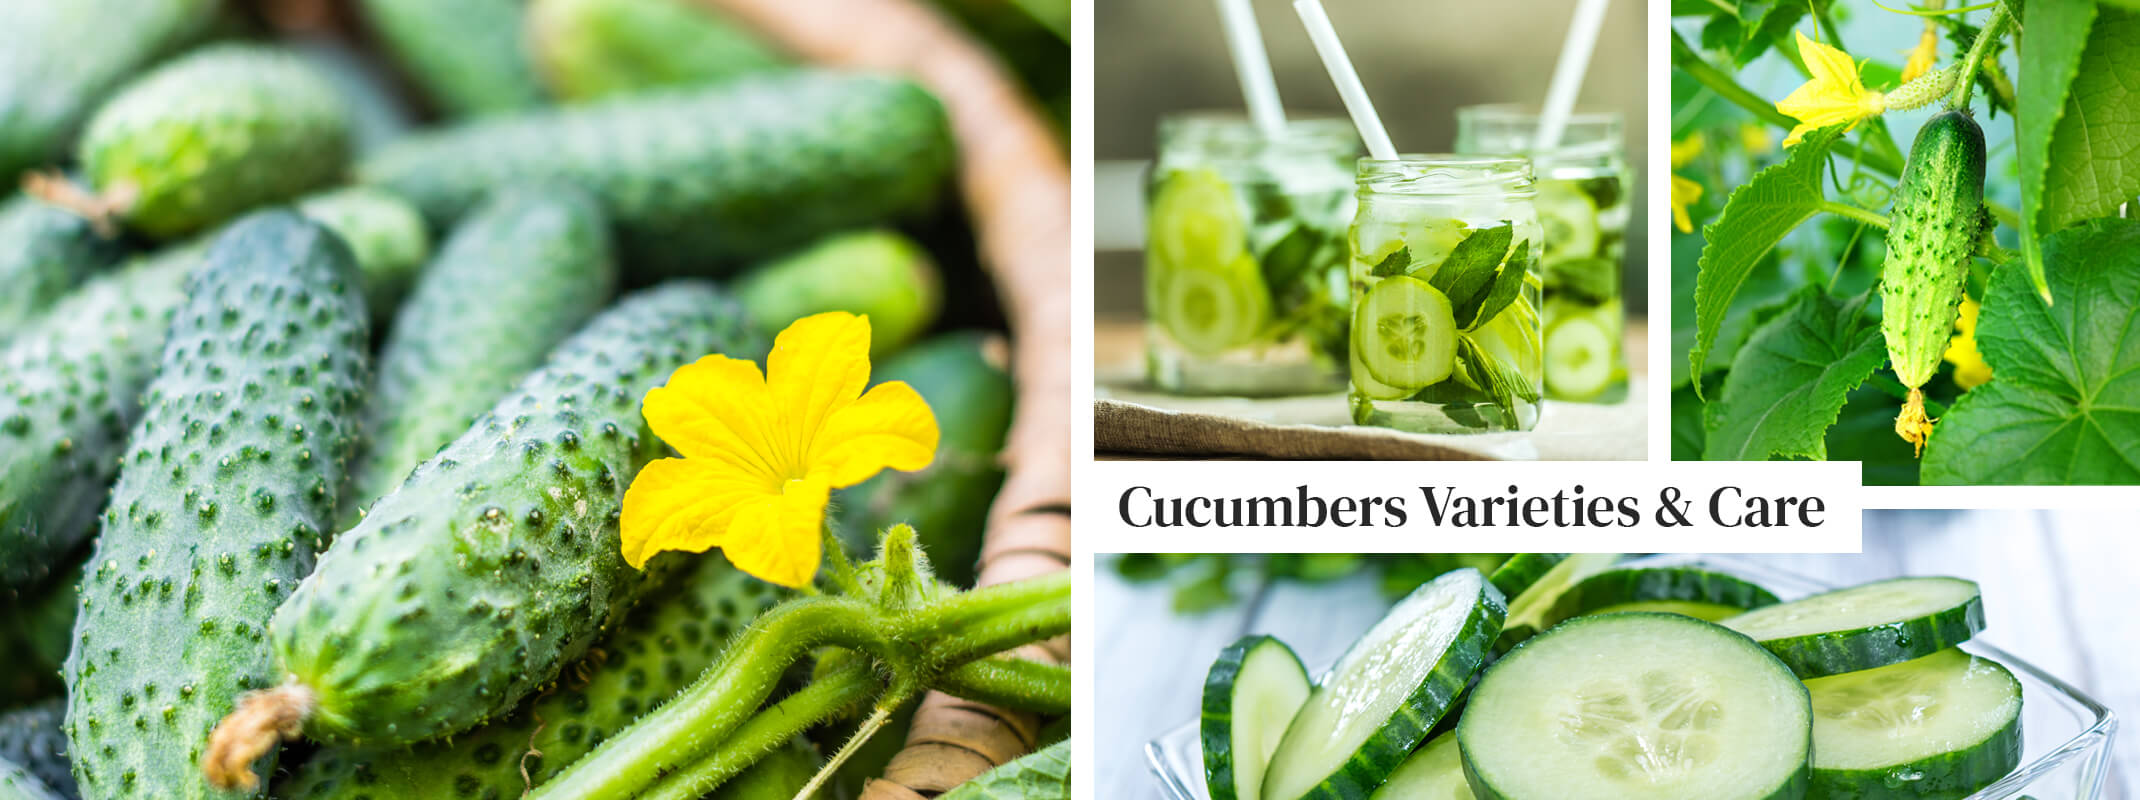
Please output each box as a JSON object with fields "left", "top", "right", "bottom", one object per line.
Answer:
{"left": 1542, "top": 306, "right": 1615, "bottom": 401}
{"left": 1588, "top": 600, "right": 1751, "bottom": 622}
{"left": 1546, "top": 567, "right": 1780, "bottom": 629}
{"left": 1204, "top": 635, "right": 1315, "bottom": 800}
{"left": 1349, "top": 338, "right": 1416, "bottom": 401}
{"left": 1150, "top": 168, "right": 1246, "bottom": 272}
{"left": 1260, "top": 568, "right": 1505, "bottom": 800}
{"left": 1533, "top": 179, "right": 1600, "bottom": 263}
{"left": 1352, "top": 275, "right": 1457, "bottom": 391}
{"left": 1459, "top": 613, "right": 1813, "bottom": 800}
{"left": 1485, "top": 554, "right": 1568, "bottom": 600}
{"left": 1495, "top": 552, "right": 1620, "bottom": 651}
{"left": 1722, "top": 577, "right": 1985, "bottom": 679}
{"left": 1161, "top": 253, "right": 1272, "bottom": 356}
{"left": 1806, "top": 648, "right": 2022, "bottom": 800}
{"left": 1369, "top": 731, "right": 1472, "bottom": 800}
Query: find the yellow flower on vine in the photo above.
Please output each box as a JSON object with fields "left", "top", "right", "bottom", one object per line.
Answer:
{"left": 1900, "top": 24, "right": 1940, "bottom": 83}
{"left": 1670, "top": 133, "right": 1706, "bottom": 234}
{"left": 1944, "top": 295, "right": 1992, "bottom": 389}
{"left": 1776, "top": 31, "right": 1889, "bottom": 147}
{"left": 619, "top": 312, "right": 939, "bottom": 587}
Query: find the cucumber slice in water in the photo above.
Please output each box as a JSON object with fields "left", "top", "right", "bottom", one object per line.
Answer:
{"left": 1369, "top": 731, "right": 1472, "bottom": 800}
{"left": 1259, "top": 568, "right": 1505, "bottom": 800}
{"left": 1349, "top": 339, "right": 1416, "bottom": 401}
{"left": 1534, "top": 179, "right": 1600, "bottom": 262}
{"left": 1495, "top": 552, "right": 1620, "bottom": 651}
{"left": 1459, "top": 613, "right": 1813, "bottom": 800}
{"left": 1806, "top": 648, "right": 2022, "bottom": 799}
{"left": 1353, "top": 276, "right": 1457, "bottom": 391}
{"left": 1204, "top": 635, "right": 1314, "bottom": 800}
{"left": 1543, "top": 308, "right": 1615, "bottom": 400}
{"left": 1546, "top": 567, "right": 1780, "bottom": 629}
{"left": 1150, "top": 168, "right": 1246, "bottom": 272}
{"left": 1161, "top": 253, "right": 1272, "bottom": 356}
{"left": 1722, "top": 577, "right": 1985, "bottom": 679}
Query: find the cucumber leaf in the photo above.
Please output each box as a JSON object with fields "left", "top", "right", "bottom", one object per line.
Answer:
{"left": 1672, "top": 382, "right": 1708, "bottom": 460}
{"left": 1923, "top": 219, "right": 2140, "bottom": 484}
{"left": 1688, "top": 124, "right": 1843, "bottom": 395}
{"left": 2015, "top": 0, "right": 2100, "bottom": 301}
{"left": 1456, "top": 238, "right": 1532, "bottom": 331}
{"left": 2042, "top": 9, "right": 2140, "bottom": 236}
{"left": 939, "top": 740, "right": 1070, "bottom": 800}
{"left": 1826, "top": 386, "right": 1924, "bottom": 486}
{"left": 1427, "top": 222, "right": 1514, "bottom": 310}
{"left": 1702, "top": 287, "right": 1886, "bottom": 461}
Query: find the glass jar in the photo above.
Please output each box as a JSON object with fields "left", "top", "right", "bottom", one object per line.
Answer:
{"left": 1347, "top": 155, "right": 1543, "bottom": 433}
{"left": 1455, "top": 105, "right": 1630, "bottom": 403}
{"left": 1144, "top": 113, "right": 1360, "bottom": 396}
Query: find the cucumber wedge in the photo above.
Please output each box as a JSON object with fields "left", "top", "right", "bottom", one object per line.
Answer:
{"left": 1204, "top": 636, "right": 1314, "bottom": 800}
{"left": 1805, "top": 648, "right": 2021, "bottom": 799}
{"left": 1162, "top": 253, "right": 1272, "bottom": 355}
{"left": 1353, "top": 275, "right": 1457, "bottom": 391}
{"left": 1495, "top": 552, "right": 1620, "bottom": 651}
{"left": 1260, "top": 568, "right": 1505, "bottom": 800}
{"left": 1542, "top": 305, "right": 1615, "bottom": 401}
{"left": 1369, "top": 731, "right": 1472, "bottom": 800}
{"left": 1547, "top": 567, "right": 1780, "bottom": 629}
{"left": 1460, "top": 613, "right": 1812, "bottom": 800}
{"left": 1723, "top": 577, "right": 1985, "bottom": 679}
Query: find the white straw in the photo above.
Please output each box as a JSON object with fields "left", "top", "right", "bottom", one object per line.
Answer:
{"left": 1215, "top": 0, "right": 1288, "bottom": 136}
{"left": 1535, "top": 0, "right": 1611, "bottom": 150}
{"left": 1291, "top": 0, "right": 1396, "bottom": 160}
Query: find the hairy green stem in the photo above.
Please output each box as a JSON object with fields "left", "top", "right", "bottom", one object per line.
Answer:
{"left": 922, "top": 590, "right": 1073, "bottom": 668}
{"left": 639, "top": 662, "right": 883, "bottom": 800}
{"left": 900, "top": 570, "right": 1071, "bottom": 639}
{"left": 1947, "top": 4, "right": 2009, "bottom": 108}
{"left": 1820, "top": 201, "right": 1892, "bottom": 230}
{"left": 939, "top": 658, "right": 1073, "bottom": 716}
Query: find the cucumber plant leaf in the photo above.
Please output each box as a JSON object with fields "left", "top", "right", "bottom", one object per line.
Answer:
{"left": 2015, "top": 0, "right": 2099, "bottom": 301}
{"left": 1688, "top": 123, "right": 1844, "bottom": 396}
{"left": 1703, "top": 286, "right": 1887, "bottom": 461}
{"left": 939, "top": 740, "right": 1070, "bottom": 800}
{"left": 2042, "top": 8, "right": 2140, "bottom": 234}
{"left": 1457, "top": 239, "right": 1532, "bottom": 331}
{"left": 1923, "top": 219, "right": 2140, "bottom": 484}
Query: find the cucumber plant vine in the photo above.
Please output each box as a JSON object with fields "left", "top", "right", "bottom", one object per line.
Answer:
{"left": 1671, "top": 0, "right": 2140, "bottom": 484}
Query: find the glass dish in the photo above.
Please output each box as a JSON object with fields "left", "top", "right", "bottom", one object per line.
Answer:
{"left": 1144, "top": 555, "right": 2118, "bottom": 800}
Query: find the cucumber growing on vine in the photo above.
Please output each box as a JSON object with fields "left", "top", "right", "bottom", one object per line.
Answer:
{"left": 1879, "top": 110, "right": 1986, "bottom": 455}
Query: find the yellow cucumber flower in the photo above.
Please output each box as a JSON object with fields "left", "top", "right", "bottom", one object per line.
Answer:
{"left": 620, "top": 312, "right": 939, "bottom": 587}
{"left": 1669, "top": 133, "right": 1705, "bottom": 234}
{"left": 1900, "top": 24, "right": 1940, "bottom": 83}
{"left": 1943, "top": 294, "right": 1992, "bottom": 389}
{"left": 1776, "top": 31, "right": 1888, "bottom": 147}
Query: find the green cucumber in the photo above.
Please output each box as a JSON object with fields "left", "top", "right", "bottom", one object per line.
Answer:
{"left": 0, "top": 249, "right": 195, "bottom": 592}
{"left": 1494, "top": 552, "right": 1619, "bottom": 651}
{"left": 0, "top": 195, "right": 124, "bottom": 338}
{"left": 1368, "top": 731, "right": 1470, "bottom": 800}
{"left": 79, "top": 45, "right": 351, "bottom": 238}
{"left": 1459, "top": 613, "right": 1812, "bottom": 800}
{"left": 266, "top": 281, "right": 763, "bottom": 746}
{"left": 1203, "top": 635, "right": 1312, "bottom": 800}
{"left": 734, "top": 231, "right": 942, "bottom": 359}
{"left": 0, "top": 761, "right": 61, "bottom": 800}
{"left": 1587, "top": 600, "right": 1750, "bottom": 622}
{"left": 358, "top": 0, "right": 547, "bottom": 116}
{"left": 0, "top": 701, "right": 74, "bottom": 800}
{"left": 347, "top": 186, "right": 617, "bottom": 522}
{"left": 360, "top": 71, "right": 954, "bottom": 276}
{"left": 295, "top": 187, "right": 431, "bottom": 329}
{"left": 1484, "top": 554, "right": 1566, "bottom": 599}
{"left": 1879, "top": 110, "right": 1986, "bottom": 451}
{"left": 1805, "top": 648, "right": 2020, "bottom": 799}
{"left": 64, "top": 211, "right": 371, "bottom": 800}
{"left": 1259, "top": 568, "right": 1505, "bottom": 800}
{"left": 1353, "top": 276, "right": 1457, "bottom": 392}
{"left": 1722, "top": 577, "right": 1985, "bottom": 679}
{"left": 529, "top": 0, "right": 783, "bottom": 102}
{"left": 1546, "top": 567, "right": 1779, "bottom": 629}
{"left": 287, "top": 38, "right": 415, "bottom": 156}
{"left": 1162, "top": 253, "right": 1272, "bottom": 356}
{"left": 0, "top": 0, "right": 218, "bottom": 181}
{"left": 1532, "top": 179, "right": 1600, "bottom": 263}
{"left": 833, "top": 333, "right": 1013, "bottom": 588}
{"left": 1541, "top": 302, "right": 1615, "bottom": 401}
{"left": 273, "top": 561, "right": 783, "bottom": 799}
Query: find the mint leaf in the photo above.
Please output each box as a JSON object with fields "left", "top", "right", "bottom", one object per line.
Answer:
{"left": 1259, "top": 224, "right": 1327, "bottom": 292}
{"left": 1368, "top": 247, "right": 1411, "bottom": 278}
{"left": 2044, "top": 9, "right": 2140, "bottom": 234}
{"left": 1458, "top": 336, "right": 1540, "bottom": 421}
{"left": 2016, "top": 0, "right": 2099, "bottom": 301}
{"left": 1702, "top": 287, "right": 1886, "bottom": 461}
{"left": 1688, "top": 124, "right": 1843, "bottom": 396}
{"left": 1428, "top": 222, "right": 1513, "bottom": 309}
{"left": 1923, "top": 219, "right": 2140, "bottom": 484}
{"left": 1457, "top": 238, "right": 1533, "bottom": 331}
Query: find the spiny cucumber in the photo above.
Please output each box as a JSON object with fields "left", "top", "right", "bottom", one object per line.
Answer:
{"left": 735, "top": 231, "right": 943, "bottom": 359}
{"left": 257, "top": 282, "right": 763, "bottom": 750}
{"left": 0, "top": 251, "right": 195, "bottom": 592}
{"left": 346, "top": 186, "right": 615, "bottom": 520}
{"left": 0, "top": 701, "right": 75, "bottom": 799}
{"left": 358, "top": 0, "right": 548, "bottom": 116}
{"left": 528, "top": 0, "right": 782, "bottom": 102}
{"left": 273, "top": 561, "right": 782, "bottom": 799}
{"left": 63, "top": 211, "right": 371, "bottom": 800}
{"left": 0, "top": 196, "right": 124, "bottom": 339}
{"left": 79, "top": 45, "right": 351, "bottom": 238}
{"left": 0, "top": 759, "right": 62, "bottom": 800}
{"left": 359, "top": 70, "right": 954, "bottom": 276}
{"left": 0, "top": 0, "right": 218, "bottom": 181}
{"left": 1880, "top": 109, "right": 1985, "bottom": 454}
{"left": 295, "top": 188, "right": 431, "bottom": 329}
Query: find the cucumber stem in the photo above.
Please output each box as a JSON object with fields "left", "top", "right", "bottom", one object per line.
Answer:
{"left": 1946, "top": 4, "right": 2009, "bottom": 109}
{"left": 638, "top": 661, "right": 884, "bottom": 800}
{"left": 796, "top": 700, "right": 901, "bottom": 800}
{"left": 938, "top": 658, "right": 1073, "bottom": 716}
{"left": 1818, "top": 201, "right": 1892, "bottom": 230}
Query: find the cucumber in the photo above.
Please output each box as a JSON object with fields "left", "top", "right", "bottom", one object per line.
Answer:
{"left": 1546, "top": 567, "right": 1780, "bottom": 629}
{"left": 1368, "top": 731, "right": 1470, "bottom": 800}
{"left": 64, "top": 211, "right": 371, "bottom": 800}
{"left": 0, "top": 0, "right": 218, "bottom": 181}
{"left": 1587, "top": 600, "right": 1751, "bottom": 622}
{"left": 79, "top": 45, "right": 352, "bottom": 238}
{"left": 1259, "top": 568, "right": 1505, "bottom": 800}
{"left": 1162, "top": 254, "right": 1272, "bottom": 356}
{"left": 0, "top": 761, "right": 61, "bottom": 800}
{"left": 1348, "top": 341, "right": 1415, "bottom": 402}
{"left": 266, "top": 282, "right": 763, "bottom": 746}
{"left": 1532, "top": 179, "right": 1600, "bottom": 263}
{"left": 1459, "top": 613, "right": 1812, "bottom": 800}
{"left": 734, "top": 231, "right": 942, "bottom": 359}
{"left": 1483, "top": 553, "right": 1566, "bottom": 599}
{"left": 1352, "top": 276, "right": 1457, "bottom": 391}
{"left": 1494, "top": 552, "right": 1619, "bottom": 651}
{"left": 1805, "top": 649, "right": 2021, "bottom": 799}
{"left": 0, "top": 702, "right": 74, "bottom": 800}
{"left": 358, "top": 0, "right": 547, "bottom": 116}
{"left": 295, "top": 187, "right": 431, "bottom": 329}
{"left": 832, "top": 333, "right": 1013, "bottom": 588}
{"left": 1203, "top": 636, "right": 1312, "bottom": 800}
{"left": 0, "top": 249, "right": 195, "bottom": 592}
{"left": 1148, "top": 169, "right": 1246, "bottom": 273}
{"left": 529, "top": 0, "right": 783, "bottom": 102}
{"left": 287, "top": 38, "right": 415, "bottom": 156}
{"left": 273, "top": 561, "right": 783, "bottom": 799}
{"left": 360, "top": 71, "right": 954, "bottom": 276}
{"left": 1541, "top": 302, "right": 1615, "bottom": 401}
{"left": 1722, "top": 577, "right": 1984, "bottom": 679}
{"left": 0, "top": 195, "right": 124, "bottom": 338}
{"left": 346, "top": 186, "right": 617, "bottom": 522}
{"left": 1878, "top": 110, "right": 1986, "bottom": 452}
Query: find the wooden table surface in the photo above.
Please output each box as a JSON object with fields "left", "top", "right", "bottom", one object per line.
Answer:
{"left": 1094, "top": 510, "right": 2135, "bottom": 800}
